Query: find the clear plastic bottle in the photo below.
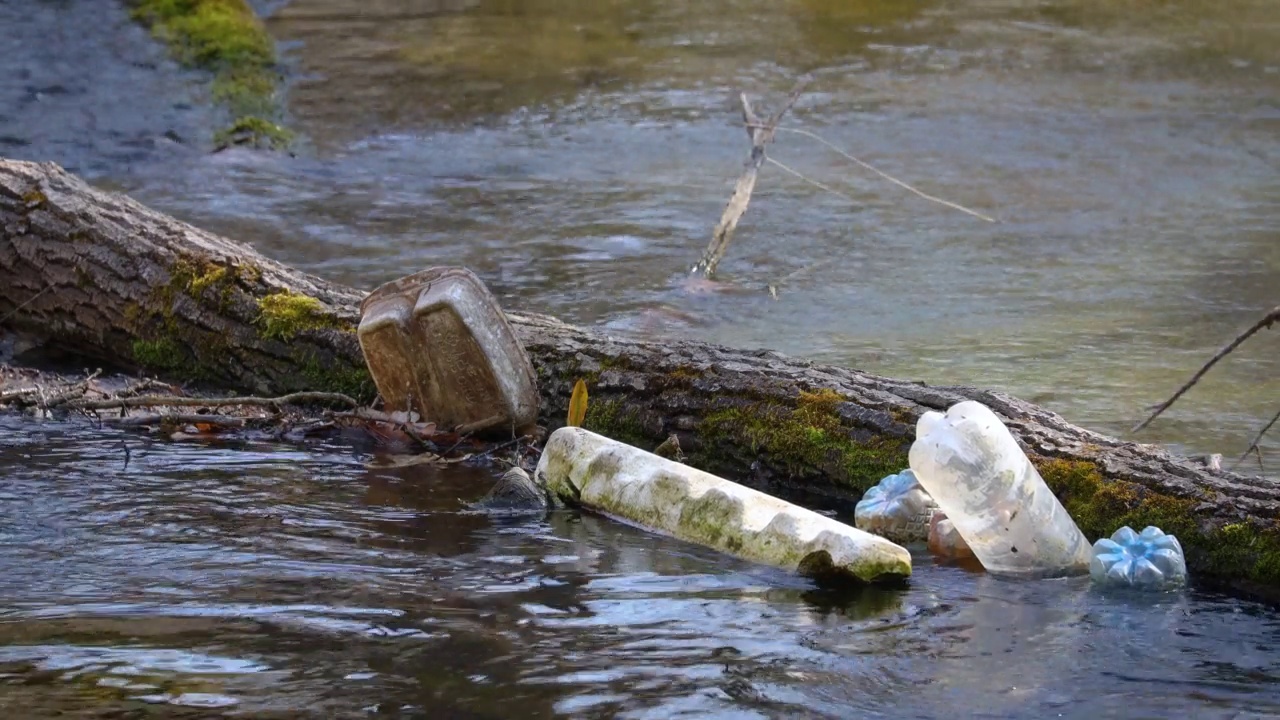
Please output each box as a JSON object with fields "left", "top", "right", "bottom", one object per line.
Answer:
{"left": 908, "top": 400, "right": 1092, "bottom": 578}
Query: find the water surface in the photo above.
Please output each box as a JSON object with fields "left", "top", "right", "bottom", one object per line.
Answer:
{"left": 72, "top": 0, "right": 1280, "bottom": 460}
{"left": 2, "top": 418, "right": 1280, "bottom": 718}
{"left": 0, "top": 1, "right": 1279, "bottom": 716}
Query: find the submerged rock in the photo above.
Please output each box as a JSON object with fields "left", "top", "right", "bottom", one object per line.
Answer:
{"left": 471, "top": 467, "right": 550, "bottom": 515}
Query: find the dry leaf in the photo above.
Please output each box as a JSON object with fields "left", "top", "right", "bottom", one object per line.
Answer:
{"left": 567, "top": 379, "right": 589, "bottom": 427}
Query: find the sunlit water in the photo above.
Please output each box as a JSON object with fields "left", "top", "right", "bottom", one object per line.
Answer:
{"left": 1, "top": 0, "right": 1280, "bottom": 716}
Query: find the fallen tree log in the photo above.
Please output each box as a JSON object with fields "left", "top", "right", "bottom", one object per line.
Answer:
{"left": 3, "top": 157, "right": 1279, "bottom": 602}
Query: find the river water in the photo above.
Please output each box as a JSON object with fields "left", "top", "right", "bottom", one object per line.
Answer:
{"left": 1, "top": 0, "right": 1279, "bottom": 716}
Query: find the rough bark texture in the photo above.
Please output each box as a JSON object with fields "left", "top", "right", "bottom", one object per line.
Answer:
{"left": 3, "top": 157, "right": 1280, "bottom": 602}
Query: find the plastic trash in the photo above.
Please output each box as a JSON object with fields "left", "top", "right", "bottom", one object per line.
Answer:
{"left": 536, "top": 427, "right": 912, "bottom": 585}
{"left": 908, "top": 400, "right": 1093, "bottom": 577}
{"left": 927, "top": 511, "right": 976, "bottom": 561}
{"left": 854, "top": 469, "right": 939, "bottom": 543}
{"left": 468, "top": 467, "right": 549, "bottom": 515}
{"left": 358, "top": 267, "right": 539, "bottom": 438}
{"left": 1090, "top": 526, "right": 1187, "bottom": 590}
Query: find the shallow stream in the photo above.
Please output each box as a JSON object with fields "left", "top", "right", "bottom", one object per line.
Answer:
{"left": 1, "top": 0, "right": 1279, "bottom": 716}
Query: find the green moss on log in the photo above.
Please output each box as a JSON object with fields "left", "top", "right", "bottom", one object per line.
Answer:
{"left": 130, "top": 338, "right": 186, "bottom": 371}
{"left": 256, "top": 291, "right": 349, "bottom": 341}
{"left": 301, "top": 356, "right": 376, "bottom": 403}
{"left": 699, "top": 389, "right": 909, "bottom": 494}
{"left": 1037, "top": 456, "right": 1280, "bottom": 591}
{"left": 130, "top": 0, "right": 289, "bottom": 149}
{"left": 582, "top": 397, "right": 651, "bottom": 448}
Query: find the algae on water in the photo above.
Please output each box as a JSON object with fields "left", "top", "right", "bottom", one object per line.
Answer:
{"left": 131, "top": 0, "right": 291, "bottom": 149}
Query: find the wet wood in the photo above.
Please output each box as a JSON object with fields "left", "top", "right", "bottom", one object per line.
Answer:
{"left": 3, "top": 157, "right": 1279, "bottom": 602}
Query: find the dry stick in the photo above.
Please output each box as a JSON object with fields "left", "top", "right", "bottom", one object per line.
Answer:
{"left": 766, "top": 156, "right": 853, "bottom": 201}
{"left": 0, "top": 386, "right": 39, "bottom": 403}
{"left": 70, "top": 390, "right": 360, "bottom": 412}
{"left": 102, "top": 414, "right": 247, "bottom": 428}
{"left": 692, "top": 82, "right": 807, "bottom": 278}
{"left": 1232, "top": 407, "right": 1280, "bottom": 473}
{"left": 758, "top": 126, "right": 997, "bottom": 223}
{"left": 42, "top": 368, "right": 103, "bottom": 408}
{"left": 1132, "top": 305, "right": 1280, "bottom": 434}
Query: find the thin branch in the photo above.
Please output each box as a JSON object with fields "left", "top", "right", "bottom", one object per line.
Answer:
{"left": 766, "top": 156, "right": 857, "bottom": 202}
{"left": 1231, "top": 407, "right": 1279, "bottom": 473}
{"left": 767, "top": 259, "right": 825, "bottom": 300}
{"left": 762, "top": 126, "right": 997, "bottom": 223}
{"left": 1132, "top": 305, "right": 1280, "bottom": 433}
{"left": 693, "top": 81, "right": 807, "bottom": 278}
{"left": 42, "top": 368, "right": 103, "bottom": 408}
{"left": 69, "top": 391, "right": 360, "bottom": 412}
{"left": 102, "top": 414, "right": 247, "bottom": 428}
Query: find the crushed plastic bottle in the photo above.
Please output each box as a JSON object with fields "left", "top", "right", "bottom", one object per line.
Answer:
{"left": 854, "top": 469, "right": 939, "bottom": 543}
{"left": 908, "top": 400, "right": 1093, "bottom": 577}
{"left": 1090, "top": 526, "right": 1187, "bottom": 590}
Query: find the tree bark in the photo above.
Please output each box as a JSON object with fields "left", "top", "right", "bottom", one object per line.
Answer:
{"left": 3, "top": 157, "right": 1279, "bottom": 602}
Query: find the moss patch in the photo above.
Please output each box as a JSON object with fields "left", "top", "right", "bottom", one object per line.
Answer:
{"left": 698, "top": 388, "right": 910, "bottom": 495}
{"left": 1036, "top": 456, "right": 1280, "bottom": 591}
{"left": 213, "top": 115, "right": 293, "bottom": 151}
{"left": 301, "top": 356, "right": 376, "bottom": 403}
{"left": 130, "top": 338, "right": 186, "bottom": 371}
{"left": 130, "top": 0, "right": 289, "bottom": 149}
{"left": 21, "top": 189, "right": 47, "bottom": 208}
{"left": 581, "top": 397, "right": 651, "bottom": 448}
{"left": 256, "top": 291, "right": 348, "bottom": 341}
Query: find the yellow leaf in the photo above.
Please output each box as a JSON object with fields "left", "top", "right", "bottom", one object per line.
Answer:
{"left": 567, "top": 379, "right": 589, "bottom": 427}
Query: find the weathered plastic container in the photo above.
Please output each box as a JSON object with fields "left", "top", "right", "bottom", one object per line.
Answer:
{"left": 1090, "top": 526, "right": 1187, "bottom": 590}
{"left": 854, "top": 469, "right": 940, "bottom": 543}
{"left": 535, "top": 427, "right": 912, "bottom": 585}
{"left": 908, "top": 400, "right": 1092, "bottom": 578}
{"left": 358, "top": 267, "right": 539, "bottom": 437}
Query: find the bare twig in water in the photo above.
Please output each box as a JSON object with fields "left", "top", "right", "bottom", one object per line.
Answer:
{"left": 70, "top": 391, "right": 360, "bottom": 412}
{"left": 115, "top": 377, "right": 171, "bottom": 398}
{"left": 0, "top": 386, "right": 39, "bottom": 403}
{"left": 103, "top": 413, "right": 247, "bottom": 428}
{"left": 767, "top": 260, "right": 825, "bottom": 300}
{"left": 1132, "top": 305, "right": 1280, "bottom": 434}
{"left": 758, "top": 125, "right": 997, "bottom": 223}
{"left": 42, "top": 368, "right": 103, "bottom": 408}
{"left": 692, "top": 81, "right": 807, "bottom": 278}
{"left": 475, "top": 435, "right": 532, "bottom": 460}
{"left": 766, "top": 156, "right": 856, "bottom": 202}
{"left": 1232, "top": 406, "right": 1279, "bottom": 473}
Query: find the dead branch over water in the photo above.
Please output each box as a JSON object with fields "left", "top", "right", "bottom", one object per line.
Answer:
{"left": 692, "top": 84, "right": 805, "bottom": 278}
{"left": 694, "top": 86, "right": 995, "bottom": 283}
{"left": 1132, "top": 306, "right": 1280, "bottom": 466}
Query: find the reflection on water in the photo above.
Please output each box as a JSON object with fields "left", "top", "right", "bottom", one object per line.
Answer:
{"left": 2, "top": 417, "right": 1280, "bottom": 718}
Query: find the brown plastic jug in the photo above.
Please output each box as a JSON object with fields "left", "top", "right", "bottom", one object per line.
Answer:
{"left": 358, "top": 267, "right": 539, "bottom": 437}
